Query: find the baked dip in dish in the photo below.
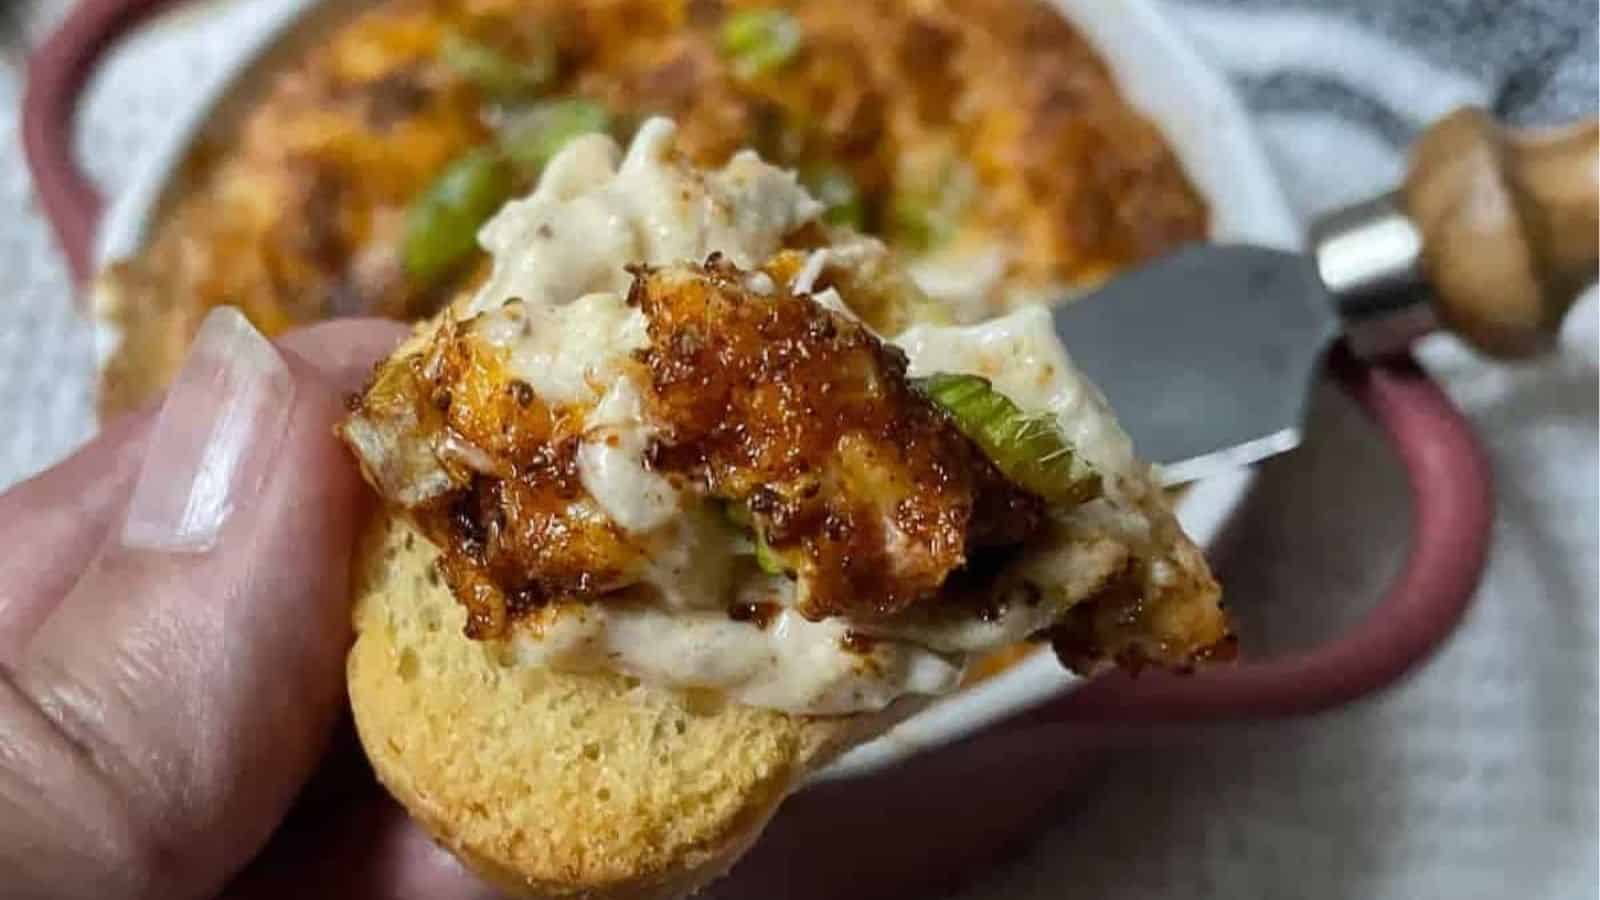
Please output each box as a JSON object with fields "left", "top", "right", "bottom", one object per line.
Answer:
{"left": 62, "top": 0, "right": 1305, "bottom": 787}
{"left": 92, "top": 0, "right": 1208, "bottom": 416}
{"left": 71, "top": 0, "right": 1295, "bottom": 759}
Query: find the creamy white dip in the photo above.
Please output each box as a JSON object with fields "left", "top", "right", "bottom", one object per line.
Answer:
{"left": 443, "top": 119, "right": 1150, "bottom": 715}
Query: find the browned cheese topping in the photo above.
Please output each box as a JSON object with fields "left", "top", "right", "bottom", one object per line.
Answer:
{"left": 633, "top": 256, "right": 1045, "bottom": 620}
{"left": 350, "top": 312, "right": 643, "bottom": 638}
{"left": 98, "top": 0, "right": 1205, "bottom": 417}
{"left": 346, "top": 257, "right": 1051, "bottom": 640}
{"left": 1046, "top": 559, "right": 1237, "bottom": 675}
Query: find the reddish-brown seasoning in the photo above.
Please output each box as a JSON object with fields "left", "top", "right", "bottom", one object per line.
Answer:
{"left": 840, "top": 630, "right": 879, "bottom": 655}
{"left": 635, "top": 257, "right": 1045, "bottom": 621}
{"left": 728, "top": 602, "right": 782, "bottom": 629}
{"left": 97, "top": 0, "right": 1206, "bottom": 419}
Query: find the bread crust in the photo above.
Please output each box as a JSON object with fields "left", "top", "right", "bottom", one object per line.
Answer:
{"left": 348, "top": 513, "right": 916, "bottom": 899}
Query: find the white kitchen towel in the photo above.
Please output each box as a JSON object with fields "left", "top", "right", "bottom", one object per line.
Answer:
{"left": 0, "top": 1, "right": 1594, "bottom": 898}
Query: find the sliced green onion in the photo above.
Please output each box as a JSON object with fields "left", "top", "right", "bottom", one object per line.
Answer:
{"left": 801, "top": 162, "right": 866, "bottom": 230}
{"left": 440, "top": 31, "right": 555, "bottom": 100}
{"left": 887, "top": 192, "right": 952, "bottom": 253}
{"left": 721, "top": 501, "right": 792, "bottom": 576}
{"left": 722, "top": 500, "right": 754, "bottom": 529}
{"left": 888, "top": 155, "right": 974, "bottom": 253}
{"left": 752, "top": 532, "right": 790, "bottom": 576}
{"left": 916, "top": 373, "right": 1101, "bottom": 506}
{"left": 719, "top": 9, "right": 803, "bottom": 79}
{"left": 498, "top": 98, "right": 613, "bottom": 176}
{"left": 401, "top": 149, "right": 514, "bottom": 284}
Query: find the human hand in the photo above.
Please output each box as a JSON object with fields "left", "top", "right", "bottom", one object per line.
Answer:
{"left": 0, "top": 309, "right": 498, "bottom": 899}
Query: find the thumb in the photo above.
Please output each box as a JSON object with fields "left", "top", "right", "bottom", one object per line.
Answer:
{"left": 1, "top": 309, "right": 395, "bottom": 900}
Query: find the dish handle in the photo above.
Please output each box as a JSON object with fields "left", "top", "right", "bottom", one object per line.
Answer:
{"left": 1042, "top": 345, "right": 1493, "bottom": 724}
{"left": 23, "top": 0, "right": 181, "bottom": 284}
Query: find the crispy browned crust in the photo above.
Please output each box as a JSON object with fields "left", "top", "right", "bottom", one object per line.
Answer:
{"left": 1049, "top": 551, "right": 1235, "bottom": 674}
{"left": 636, "top": 256, "right": 1043, "bottom": 620}
{"left": 342, "top": 311, "right": 643, "bottom": 639}
{"left": 95, "top": 0, "right": 1205, "bottom": 417}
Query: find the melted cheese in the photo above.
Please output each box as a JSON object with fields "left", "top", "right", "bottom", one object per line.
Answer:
{"left": 473, "top": 292, "right": 647, "bottom": 407}
{"left": 577, "top": 378, "right": 675, "bottom": 533}
{"left": 470, "top": 118, "right": 820, "bottom": 316}
{"left": 511, "top": 605, "right": 961, "bottom": 714}
{"left": 906, "top": 242, "right": 1010, "bottom": 322}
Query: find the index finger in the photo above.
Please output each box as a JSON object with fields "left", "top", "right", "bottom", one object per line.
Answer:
{"left": 0, "top": 319, "right": 407, "bottom": 660}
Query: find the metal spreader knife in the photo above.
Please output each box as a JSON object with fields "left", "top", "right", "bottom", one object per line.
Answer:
{"left": 1054, "top": 108, "right": 1599, "bottom": 485}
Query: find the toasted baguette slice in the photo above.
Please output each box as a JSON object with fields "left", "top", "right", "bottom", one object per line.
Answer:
{"left": 348, "top": 513, "right": 917, "bottom": 900}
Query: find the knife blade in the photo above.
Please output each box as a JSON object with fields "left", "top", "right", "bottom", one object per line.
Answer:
{"left": 1052, "top": 109, "right": 1598, "bottom": 485}
{"left": 1053, "top": 243, "right": 1337, "bottom": 485}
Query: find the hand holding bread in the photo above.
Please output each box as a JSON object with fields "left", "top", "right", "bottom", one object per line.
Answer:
{"left": 0, "top": 315, "right": 521, "bottom": 899}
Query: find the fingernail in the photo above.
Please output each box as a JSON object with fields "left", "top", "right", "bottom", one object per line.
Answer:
{"left": 121, "top": 307, "right": 295, "bottom": 552}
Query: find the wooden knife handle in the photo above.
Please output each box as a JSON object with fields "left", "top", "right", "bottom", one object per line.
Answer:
{"left": 1403, "top": 108, "right": 1599, "bottom": 358}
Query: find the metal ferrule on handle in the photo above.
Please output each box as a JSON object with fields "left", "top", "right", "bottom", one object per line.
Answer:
{"left": 1311, "top": 192, "right": 1434, "bottom": 358}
